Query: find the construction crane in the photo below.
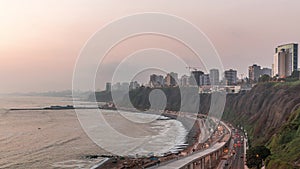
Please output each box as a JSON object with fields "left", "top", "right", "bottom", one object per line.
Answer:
{"left": 185, "top": 66, "right": 201, "bottom": 72}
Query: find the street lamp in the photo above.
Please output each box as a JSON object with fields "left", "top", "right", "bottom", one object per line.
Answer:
{"left": 223, "top": 148, "right": 229, "bottom": 154}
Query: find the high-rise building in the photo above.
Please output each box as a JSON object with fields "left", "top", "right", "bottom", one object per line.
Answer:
{"left": 164, "top": 72, "right": 178, "bottom": 87}
{"left": 273, "top": 49, "right": 290, "bottom": 78}
{"left": 273, "top": 43, "right": 298, "bottom": 78}
{"left": 180, "top": 75, "right": 189, "bottom": 87}
{"left": 261, "top": 68, "right": 272, "bottom": 77}
{"left": 150, "top": 74, "right": 158, "bottom": 87}
{"left": 170, "top": 72, "right": 178, "bottom": 86}
{"left": 129, "top": 81, "right": 140, "bottom": 90}
{"left": 164, "top": 74, "right": 171, "bottom": 86}
{"left": 224, "top": 69, "right": 237, "bottom": 86}
{"left": 190, "top": 70, "right": 204, "bottom": 86}
{"left": 249, "top": 64, "right": 272, "bottom": 83}
{"left": 157, "top": 75, "right": 164, "bottom": 86}
{"left": 209, "top": 69, "right": 219, "bottom": 85}
{"left": 105, "top": 82, "right": 111, "bottom": 92}
{"left": 199, "top": 74, "right": 210, "bottom": 86}
{"left": 149, "top": 74, "right": 164, "bottom": 87}
{"left": 249, "top": 64, "right": 261, "bottom": 82}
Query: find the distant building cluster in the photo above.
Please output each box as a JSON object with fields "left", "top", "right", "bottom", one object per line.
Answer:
{"left": 149, "top": 72, "right": 179, "bottom": 88}
{"left": 248, "top": 43, "right": 298, "bottom": 82}
{"left": 104, "top": 42, "right": 299, "bottom": 94}
{"left": 149, "top": 70, "right": 219, "bottom": 88}
{"left": 105, "top": 81, "right": 140, "bottom": 92}
{"left": 248, "top": 64, "right": 272, "bottom": 83}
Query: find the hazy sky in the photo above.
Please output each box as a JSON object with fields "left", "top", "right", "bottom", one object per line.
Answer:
{"left": 1, "top": 0, "right": 300, "bottom": 93}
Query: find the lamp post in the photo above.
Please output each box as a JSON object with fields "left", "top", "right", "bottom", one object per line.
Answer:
{"left": 256, "top": 154, "right": 261, "bottom": 169}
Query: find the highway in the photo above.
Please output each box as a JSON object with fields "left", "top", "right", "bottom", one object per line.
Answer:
{"left": 155, "top": 142, "right": 226, "bottom": 169}
{"left": 153, "top": 120, "right": 232, "bottom": 169}
{"left": 225, "top": 128, "right": 246, "bottom": 169}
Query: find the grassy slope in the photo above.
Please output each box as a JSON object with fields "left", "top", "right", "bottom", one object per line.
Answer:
{"left": 267, "top": 108, "right": 300, "bottom": 169}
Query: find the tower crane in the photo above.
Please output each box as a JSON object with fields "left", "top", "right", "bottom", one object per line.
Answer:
{"left": 185, "top": 66, "right": 201, "bottom": 72}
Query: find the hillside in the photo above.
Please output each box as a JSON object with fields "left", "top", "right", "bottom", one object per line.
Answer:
{"left": 267, "top": 108, "right": 300, "bottom": 168}
{"left": 222, "top": 81, "right": 300, "bottom": 168}
{"left": 223, "top": 81, "right": 300, "bottom": 146}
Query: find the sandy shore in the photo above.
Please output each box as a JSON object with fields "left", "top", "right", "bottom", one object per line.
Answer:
{"left": 96, "top": 110, "right": 201, "bottom": 169}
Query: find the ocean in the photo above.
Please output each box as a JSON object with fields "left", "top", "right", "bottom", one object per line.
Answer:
{"left": 0, "top": 95, "right": 187, "bottom": 169}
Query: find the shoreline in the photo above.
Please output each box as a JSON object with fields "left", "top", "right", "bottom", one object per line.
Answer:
{"left": 8, "top": 105, "right": 201, "bottom": 169}
{"left": 116, "top": 108, "right": 200, "bottom": 148}
{"left": 96, "top": 109, "right": 202, "bottom": 169}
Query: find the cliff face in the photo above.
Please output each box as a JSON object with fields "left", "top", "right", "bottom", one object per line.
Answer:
{"left": 223, "top": 82, "right": 300, "bottom": 145}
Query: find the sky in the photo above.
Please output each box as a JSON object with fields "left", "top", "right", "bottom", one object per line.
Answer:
{"left": 1, "top": 0, "right": 300, "bottom": 93}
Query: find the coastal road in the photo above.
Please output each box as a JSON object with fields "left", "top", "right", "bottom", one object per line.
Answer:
{"left": 155, "top": 142, "right": 226, "bottom": 169}
{"left": 230, "top": 129, "right": 245, "bottom": 169}
{"left": 154, "top": 121, "right": 232, "bottom": 169}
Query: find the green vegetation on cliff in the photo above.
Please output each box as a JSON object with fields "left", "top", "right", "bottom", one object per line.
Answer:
{"left": 267, "top": 108, "right": 300, "bottom": 169}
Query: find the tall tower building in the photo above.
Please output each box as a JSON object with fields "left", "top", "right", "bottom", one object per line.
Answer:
{"left": 180, "top": 75, "right": 189, "bottom": 87}
{"left": 224, "top": 69, "right": 237, "bottom": 86}
{"left": 164, "top": 72, "right": 178, "bottom": 87}
{"left": 105, "top": 82, "right": 112, "bottom": 92}
{"left": 249, "top": 64, "right": 261, "bottom": 82}
{"left": 190, "top": 70, "right": 204, "bottom": 86}
{"left": 170, "top": 72, "right": 178, "bottom": 86}
{"left": 209, "top": 69, "right": 220, "bottom": 85}
{"left": 273, "top": 43, "right": 298, "bottom": 78}
{"left": 199, "top": 74, "right": 210, "bottom": 86}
